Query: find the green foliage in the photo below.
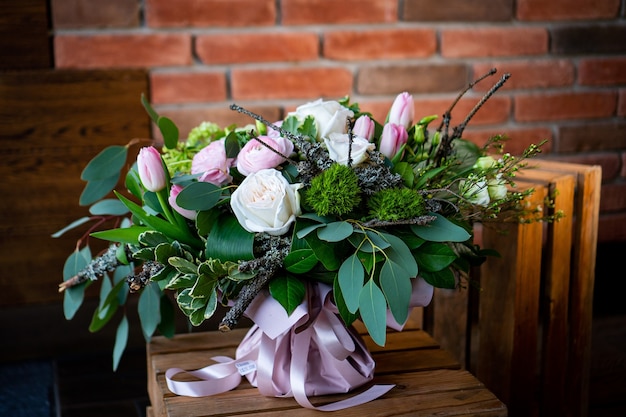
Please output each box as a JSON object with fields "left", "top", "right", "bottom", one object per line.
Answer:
{"left": 368, "top": 188, "right": 425, "bottom": 221}
{"left": 306, "top": 163, "right": 361, "bottom": 217}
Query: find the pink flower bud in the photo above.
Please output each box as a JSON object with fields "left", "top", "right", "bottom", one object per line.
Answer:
{"left": 137, "top": 146, "right": 167, "bottom": 192}
{"left": 352, "top": 115, "right": 375, "bottom": 141}
{"left": 168, "top": 184, "right": 196, "bottom": 220}
{"left": 379, "top": 123, "right": 408, "bottom": 159}
{"left": 387, "top": 92, "right": 414, "bottom": 130}
{"left": 191, "top": 138, "right": 235, "bottom": 186}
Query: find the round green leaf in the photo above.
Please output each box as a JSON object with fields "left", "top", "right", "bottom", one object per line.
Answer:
{"left": 411, "top": 213, "right": 471, "bottom": 242}
{"left": 89, "top": 199, "right": 130, "bottom": 216}
{"left": 317, "top": 221, "right": 354, "bottom": 242}
{"left": 177, "top": 182, "right": 222, "bottom": 211}
{"left": 81, "top": 145, "right": 128, "bottom": 181}
{"left": 79, "top": 173, "right": 121, "bottom": 206}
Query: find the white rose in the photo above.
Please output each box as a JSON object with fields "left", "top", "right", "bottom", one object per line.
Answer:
{"left": 488, "top": 175, "right": 508, "bottom": 201}
{"left": 230, "top": 168, "right": 302, "bottom": 236}
{"left": 460, "top": 180, "right": 490, "bottom": 207}
{"left": 324, "top": 133, "right": 375, "bottom": 166}
{"left": 289, "top": 99, "right": 354, "bottom": 140}
{"left": 473, "top": 156, "right": 497, "bottom": 170}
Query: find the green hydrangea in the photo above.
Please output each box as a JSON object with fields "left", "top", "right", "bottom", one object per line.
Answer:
{"left": 306, "top": 163, "right": 361, "bottom": 217}
{"left": 368, "top": 188, "right": 426, "bottom": 221}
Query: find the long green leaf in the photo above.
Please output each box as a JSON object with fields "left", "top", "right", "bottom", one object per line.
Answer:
{"left": 138, "top": 283, "right": 161, "bottom": 342}
{"left": 411, "top": 213, "right": 471, "bottom": 242}
{"left": 112, "top": 315, "right": 129, "bottom": 371}
{"left": 283, "top": 248, "right": 318, "bottom": 274}
{"left": 205, "top": 215, "right": 254, "bottom": 262}
{"left": 52, "top": 217, "right": 92, "bottom": 238}
{"left": 338, "top": 254, "right": 364, "bottom": 313}
{"left": 91, "top": 225, "right": 150, "bottom": 245}
{"left": 359, "top": 280, "right": 387, "bottom": 346}
{"left": 158, "top": 116, "right": 179, "bottom": 149}
{"left": 379, "top": 260, "right": 412, "bottom": 325}
{"left": 381, "top": 233, "right": 418, "bottom": 277}
{"left": 62, "top": 247, "right": 91, "bottom": 319}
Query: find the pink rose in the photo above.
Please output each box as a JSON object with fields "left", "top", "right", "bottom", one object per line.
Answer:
{"left": 237, "top": 136, "right": 294, "bottom": 176}
{"left": 191, "top": 138, "right": 235, "bottom": 186}
{"left": 168, "top": 184, "right": 196, "bottom": 220}
{"left": 387, "top": 92, "right": 414, "bottom": 130}
{"left": 137, "top": 146, "right": 167, "bottom": 192}
{"left": 353, "top": 115, "right": 375, "bottom": 141}
{"left": 379, "top": 123, "right": 408, "bottom": 159}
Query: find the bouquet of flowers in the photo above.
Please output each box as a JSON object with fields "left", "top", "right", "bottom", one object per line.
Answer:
{"left": 55, "top": 70, "right": 552, "bottom": 372}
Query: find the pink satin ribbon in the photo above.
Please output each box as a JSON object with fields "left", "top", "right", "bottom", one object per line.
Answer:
{"left": 165, "top": 279, "right": 433, "bottom": 410}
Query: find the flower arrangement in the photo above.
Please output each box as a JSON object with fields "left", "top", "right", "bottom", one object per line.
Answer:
{"left": 55, "top": 69, "right": 555, "bottom": 369}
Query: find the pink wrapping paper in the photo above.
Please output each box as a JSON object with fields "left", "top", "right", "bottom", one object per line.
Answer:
{"left": 166, "top": 278, "right": 434, "bottom": 411}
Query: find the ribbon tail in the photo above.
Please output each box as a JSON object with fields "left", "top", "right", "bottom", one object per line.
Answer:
{"left": 290, "top": 326, "right": 394, "bottom": 411}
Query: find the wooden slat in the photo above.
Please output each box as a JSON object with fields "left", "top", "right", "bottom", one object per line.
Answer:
{"left": 477, "top": 183, "right": 548, "bottom": 417}
{"left": 146, "top": 328, "right": 506, "bottom": 416}
{"left": 526, "top": 160, "right": 601, "bottom": 417}
{"left": 0, "top": 69, "right": 151, "bottom": 306}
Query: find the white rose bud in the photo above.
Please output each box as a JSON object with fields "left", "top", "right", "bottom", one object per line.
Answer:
{"left": 473, "top": 156, "right": 497, "bottom": 171}
{"left": 488, "top": 175, "right": 508, "bottom": 201}
{"left": 324, "top": 133, "right": 375, "bottom": 166}
{"left": 230, "top": 168, "right": 302, "bottom": 236}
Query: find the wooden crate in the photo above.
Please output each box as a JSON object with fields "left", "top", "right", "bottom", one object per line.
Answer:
{"left": 428, "top": 160, "right": 601, "bottom": 417}
{"left": 146, "top": 316, "right": 508, "bottom": 417}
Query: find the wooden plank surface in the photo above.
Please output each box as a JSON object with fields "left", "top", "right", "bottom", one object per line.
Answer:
{"left": 0, "top": 69, "right": 151, "bottom": 307}
{"left": 147, "top": 328, "right": 507, "bottom": 416}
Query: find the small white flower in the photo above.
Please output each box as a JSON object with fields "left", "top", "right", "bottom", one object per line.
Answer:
{"left": 460, "top": 179, "right": 490, "bottom": 207}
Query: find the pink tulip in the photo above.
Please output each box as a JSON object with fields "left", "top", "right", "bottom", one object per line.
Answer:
{"left": 168, "top": 184, "right": 197, "bottom": 220}
{"left": 387, "top": 92, "right": 414, "bottom": 130}
{"left": 352, "top": 115, "right": 375, "bottom": 141}
{"left": 379, "top": 123, "right": 408, "bottom": 159}
{"left": 191, "top": 138, "right": 235, "bottom": 186}
{"left": 137, "top": 146, "right": 167, "bottom": 192}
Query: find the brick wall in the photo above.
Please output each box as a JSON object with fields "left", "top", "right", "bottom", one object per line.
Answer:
{"left": 49, "top": 0, "right": 626, "bottom": 244}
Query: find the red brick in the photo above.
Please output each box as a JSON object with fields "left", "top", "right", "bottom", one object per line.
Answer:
{"left": 441, "top": 28, "right": 548, "bottom": 58}
{"left": 231, "top": 67, "right": 353, "bottom": 100}
{"left": 51, "top": 0, "right": 140, "bottom": 28}
{"left": 598, "top": 212, "right": 626, "bottom": 243}
{"left": 472, "top": 60, "right": 575, "bottom": 91}
{"left": 324, "top": 28, "right": 436, "bottom": 61}
{"left": 357, "top": 63, "right": 468, "bottom": 95}
{"left": 196, "top": 32, "right": 319, "bottom": 65}
{"left": 517, "top": 0, "right": 621, "bottom": 21}
{"left": 599, "top": 183, "right": 626, "bottom": 212}
{"left": 54, "top": 34, "right": 192, "bottom": 68}
{"left": 579, "top": 58, "right": 626, "bottom": 86}
{"left": 150, "top": 71, "right": 227, "bottom": 105}
{"left": 462, "top": 127, "right": 554, "bottom": 156}
{"left": 282, "top": 0, "right": 397, "bottom": 25}
{"left": 145, "top": 0, "right": 275, "bottom": 28}
{"left": 515, "top": 92, "right": 617, "bottom": 122}
{"left": 151, "top": 105, "right": 283, "bottom": 142}
{"left": 403, "top": 0, "right": 513, "bottom": 22}
{"left": 620, "top": 90, "right": 626, "bottom": 117}
{"left": 558, "top": 122, "right": 626, "bottom": 153}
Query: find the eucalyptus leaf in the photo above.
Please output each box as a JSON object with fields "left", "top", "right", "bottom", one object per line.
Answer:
{"left": 52, "top": 217, "right": 92, "bottom": 238}
{"left": 338, "top": 254, "right": 364, "bottom": 313}
{"left": 269, "top": 275, "right": 306, "bottom": 316}
{"left": 141, "top": 93, "right": 159, "bottom": 122}
{"left": 177, "top": 182, "right": 222, "bottom": 211}
{"left": 381, "top": 233, "right": 418, "bottom": 277}
{"left": 81, "top": 145, "right": 128, "bottom": 181}
{"left": 138, "top": 283, "right": 162, "bottom": 341}
{"left": 358, "top": 280, "right": 387, "bottom": 346}
{"left": 62, "top": 247, "right": 91, "bottom": 320}
{"left": 379, "top": 260, "right": 412, "bottom": 325}
{"left": 89, "top": 199, "right": 130, "bottom": 216}
{"left": 317, "top": 221, "right": 354, "bottom": 242}
{"left": 112, "top": 315, "right": 129, "bottom": 371}
{"left": 411, "top": 213, "right": 471, "bottom": 243}
{"left": 79, "top": 173, "right": 120, "bottom": 206}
